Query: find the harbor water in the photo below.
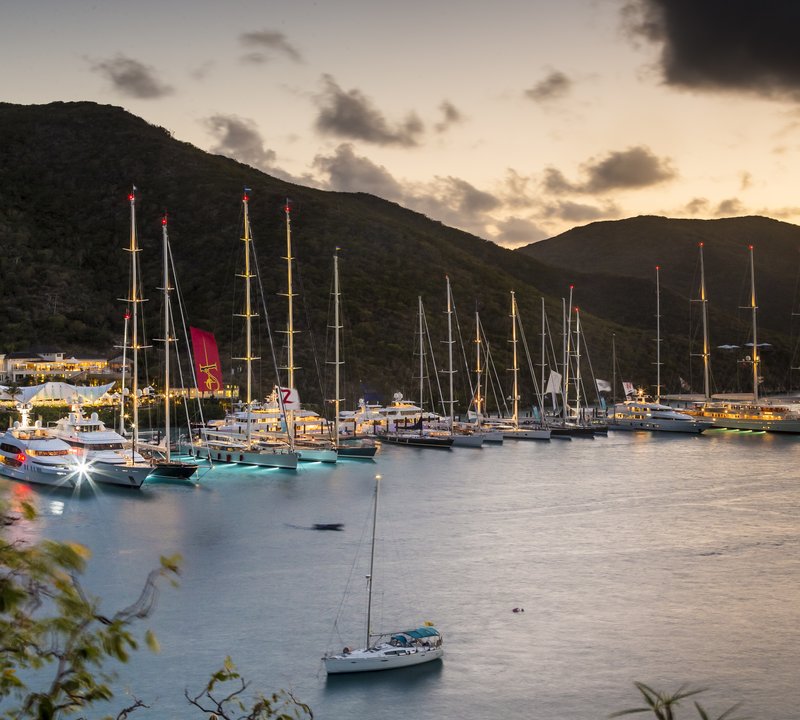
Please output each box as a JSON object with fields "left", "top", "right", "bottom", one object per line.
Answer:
{"left": 3, "top": 429, "right": 800, "bottom": 719}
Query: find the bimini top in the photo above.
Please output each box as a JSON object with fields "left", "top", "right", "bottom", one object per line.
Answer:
{"left": 392, "top": 627, "right": 440, "bottom": 642}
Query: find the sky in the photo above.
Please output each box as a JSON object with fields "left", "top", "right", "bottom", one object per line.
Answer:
{"left": 4, "top": 0, "right": 800, "bottom": 247}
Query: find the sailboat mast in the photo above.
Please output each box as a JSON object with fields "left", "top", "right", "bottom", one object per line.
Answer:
{"left": 574, "top": 306, "right": 582, "bottom": 418}
{"left": 511, "top": 291, "right": 519, "bottom": 428}
{"left": 655, "top": 265, "right": 662, "bottom": 403}
{"left": 333, "top": 250, "right": 342, "bottom": 442}
{"left": 540, "top": 297, "right": 546, "bottom": 414}
{"left": 474, "top": 310, "right": 483, "bottom": 419}
{"left": 699, "top": 243, "right": 711, "bottom": 400}
{"left": 365, "top": 475, "right": 380, "bottom": 649}
{"left": 242, "top": 193, "right": 257, "bottom": 447}
{"left": 749, "top": 245, "right": 759, "bottom": 402}
{"left": 611, "top": 333, "right": 617, "bottom": 405}
{"left": 127, "top": 188, "right": 141, "bottom": 459}
{"left": 119, "top": 310, "right": 129, "bottom": 436}
{"left": 284, "top": 200, "right": 296, "bottom": 444}
{"left": 161, "top": 214, "right": 172, "bottom": 462}
{"left": 446, "top": 277, "right": 455, "bottom": 427}
{"left": 418, "top": 296, "right": 425, "bottom": 430}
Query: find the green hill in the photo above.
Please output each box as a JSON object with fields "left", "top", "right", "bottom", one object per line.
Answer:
{"left": 1, "top": 102, "right": 798, "bottom": 406}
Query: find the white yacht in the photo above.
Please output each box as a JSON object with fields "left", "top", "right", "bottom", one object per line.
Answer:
{"left": 50, "top": 405, "right": 152, "bottom": 488}
{"left": 0, "top": 404, "right": 84, "bottom": 489}
{"left": 608, "top": 400, "right": 713, "bottom": 433}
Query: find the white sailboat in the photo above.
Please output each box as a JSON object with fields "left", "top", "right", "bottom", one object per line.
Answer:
{"left": 323, "top": 475, "right": 444, "bottom": 674}
{"left": 330, "top": 250, "right": 378, "bottom": 458}
{"left": 192, "top": 191, "right": 298, "bottom": 469}
{"left": 378, "top": 298, "right": 453, "bottom": 448}
{"left": 687, "top": 244, "right": 800, "bottom": 432}
{"left": 498, "top": 291, "right": 550, "bottom": 441}
{"left": 280, "top": 200, "right": 337, "bottom": 462}
{"left": 610, "top": 265, "right": 713, "bottom": 433}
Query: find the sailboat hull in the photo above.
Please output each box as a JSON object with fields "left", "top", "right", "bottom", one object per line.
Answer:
{"left": 87, "top": 461, "right": 151, "bottom": 488}
{"left": 191, "top": 445, "right": 299, "bottom": 469}
{"left": 324, "top": 646, "right": 443, "bottom": 674}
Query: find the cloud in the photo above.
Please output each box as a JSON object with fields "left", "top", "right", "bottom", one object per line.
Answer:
{"left": 544, "top": 146, "right": 676, "bottom": 194}
{"left": 715, "top": 198, "right": 745, "bottom": 216}
{"left": 313, "top": 143, "right": 404, "bottom": 199}
{"left": 543, "top": 200, "right": 620, "bottom": 223}
{"left": 524, "top": 70, "right": 572, "bottom": 102}
{"left": 314, "top": 75, "right": 424, "bottom": 146}
{"left": 685, "top": 197, "right": 709, "bottom": 214}
{"left": 621, "top": 0, "right": 800, "bottom": 99}
{"left": 493, "top": 216, "right": 550, "bottom": 247}
{"left": 203, "top": 114, "right": 276, "bottom": 170}
{"left": 91, "top": 55, "right": 173, "bottom": 99}
{"left": 434, "top": 101, "right": 464, "bottom": 133}
{"left": 239, "top": 29, "right": 303, "bottom": 64}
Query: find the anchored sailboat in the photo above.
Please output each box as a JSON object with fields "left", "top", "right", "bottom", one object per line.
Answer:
{"left": 323, "top": 475, "right": 444, "bottom": 674}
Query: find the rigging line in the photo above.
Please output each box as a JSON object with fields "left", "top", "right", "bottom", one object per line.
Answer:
{"left": 295, "top": 259, "right": 327, "bottom": 405}
{"left": 579, "top": 321, "right": 602, "bottom": 406}
{"left": 482, "top": 321, "right": 509, "bottom": 417}
{"left": 325, "top": 490, "right": 374, "bottom": 650}
{"left": 514, "top": 303, "right": 544, "bottom": 411}
{"left": 422, "top": 301, "right": 447, "bottom": 417}
{"left": 249, "top": 238, "right": 285, "bottom": 394}
{"left": 450, "top": 291, "right": 475, "bottom": 411}
{"left": 168, "top": 240, "right": 210, "bottom": 453}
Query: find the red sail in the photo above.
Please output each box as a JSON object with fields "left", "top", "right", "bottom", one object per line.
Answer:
{"left": 190, "top": 327, "right": 223, "bottom": 394}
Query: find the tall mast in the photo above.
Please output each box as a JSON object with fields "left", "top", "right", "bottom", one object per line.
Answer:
{"left": 125, "top": 188, "right": 143, "bottom": 461}
{"left": 655, "top": 265, "right": 662, "bottom": 403}
{"left": 749, "top": 245, "right": 759, "bottom": 402}
{"left": 474, "top": 310, "right": 483, "bottom": 419}
{"left": 235, "top": 191, "right": 259, "bottom": 448}
{"left": 332, "top": 250, "right": 343, "bottom": 443}
{"left": 511, "top": 291, "right": 519, "bottom": 428}
{"left": 540, "top": 297, "right": 546, "bottom": 413}
{"left": 574, "top": 306, "right": 582, "bottom": 418}
{"left": 161, "top": 213, "right": 172, "bottom": 462}
{"left": 418, "top": 296, "right": 425, "bottom": 431}
{"left": 445, "top": 276, "right": 455, "bottom": 427}
{"left": 365, "top": 474, "right": 381, "bottom": 649}
{"left": 283, "top": 200, "right": 297, "bottom": 444}
{"left": 562, "top": 286, "right": 574, "bottom": 420}
{"left": 699, "top": 243, "right": 711, "bottom": 400}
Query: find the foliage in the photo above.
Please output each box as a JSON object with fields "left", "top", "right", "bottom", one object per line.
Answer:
{"left": 0, "top": 500, "right": 180, "bottom": 719}
{"left": 184, "top": 656, "right": 312, "bottom": 720}
{"left": 610, "top": 682, "right": 745, "bottom": 720}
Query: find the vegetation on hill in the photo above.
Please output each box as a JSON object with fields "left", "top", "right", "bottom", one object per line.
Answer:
{"left": 1, "top": 102, "right": 798, "bottom": 405}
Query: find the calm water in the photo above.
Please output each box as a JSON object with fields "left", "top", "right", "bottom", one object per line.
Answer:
{"left": 3, "top": 429, "right": 800, "bottom": 719}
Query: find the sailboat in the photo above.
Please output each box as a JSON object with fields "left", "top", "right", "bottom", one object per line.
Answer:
{"left": 329, "top": 250, "right": 378, "bottom": 459}
{"left": 192, "top": 191, "right": 299, "bottom": 469}
{"left": 323, "top": 475, "right": 444, "bottom": 674}
{"left": 378, "top": 297, "right": 453, "bottom": 448}
{"left": 56, "top": 189, "right": 154, "bottom": 488}
{"left": 443, "top": 277, "right": 483, "bottom": 447}
{"left": 610, "top": 265, "right": 713, "bottom": 433}
{"left": 145, "top": 213, "right": 199, "bottom": 479}
{"left": 687, "top": 245, "right": 800, "bottom": 432}
{"left": 496, "top": 291, "right": 550, "bottom": 441}
{"left": 279, "top": 200, "right": 337, "bottom": 462}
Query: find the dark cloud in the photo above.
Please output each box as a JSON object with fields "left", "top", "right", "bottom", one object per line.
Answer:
{"left": 545, "top": 200, "right": 618, "bottom": 223}
{"left": 313, "top": 144, "right": 404, "bottom": 199}
{"left": 544, "top": 146, "right": 676, "bottom": 194}
{"left": 203, "top": 114, "right": 276, "bottom": 170}
{"left": 494, "top": 217, "right": 549, "bottom": 247}
{"left": 715, "top": 198, "right": 745, "bottom": 216}
{"left": 685, "top": 197, "right": 709, "bottom": 214}
{"left": 438, "top": 176, "right": 501, "bottom": 215}
{"left": 239, "top": 29, "right": 303, "bottom": 63}
{"left": 91, "top": 55, "right": 173, "bottom": 99}
{"left": 434, "top": 101, "right": 464, "bottom": 133}
{"left": 314, "top": 75, "right": 424, "bottom": 147}
{"left": 622, "top": 0, "right": 800, "bottom": 98}
{"left": 524, "top": 70, "right": 572, "bottom": 102}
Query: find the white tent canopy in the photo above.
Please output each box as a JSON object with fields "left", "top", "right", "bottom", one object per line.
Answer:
{"left": 10, "top": 381, "right": 115, "bottom": 404}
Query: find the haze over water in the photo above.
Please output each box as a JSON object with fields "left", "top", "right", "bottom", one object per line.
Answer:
{"left": 4, "top": 430, "right": 800, "bottom": 719}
